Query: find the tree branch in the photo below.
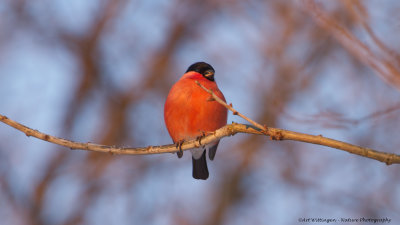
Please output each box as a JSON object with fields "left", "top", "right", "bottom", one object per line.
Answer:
{"left": 1, "top": 80, "right": 399, "bottom": 165}
{"left": 194, "top": 80, "right": 400, "bottom": 166}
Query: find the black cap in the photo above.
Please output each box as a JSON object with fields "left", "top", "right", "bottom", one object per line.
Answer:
{"left": 186, "top": 62, "right": 215, "bottom": 81}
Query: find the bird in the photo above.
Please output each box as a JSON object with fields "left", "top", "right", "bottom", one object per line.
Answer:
{"left": 164, "top": 62, "right": 228, "bottom": 180}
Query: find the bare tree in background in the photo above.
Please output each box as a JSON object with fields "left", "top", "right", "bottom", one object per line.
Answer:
{"left": 0, "top": 0, "right": 399, "bottom": 224}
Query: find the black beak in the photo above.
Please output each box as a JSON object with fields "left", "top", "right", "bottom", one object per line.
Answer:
{"left": 203, "top": 70, "right": 215, "bottom": 81}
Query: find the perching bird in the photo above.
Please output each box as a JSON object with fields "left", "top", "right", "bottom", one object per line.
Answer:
{"left": 164, "top": 62, "right": 228, "bottom": 180}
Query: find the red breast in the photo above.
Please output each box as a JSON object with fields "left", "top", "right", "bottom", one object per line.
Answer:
{"left": 164, "top": 71, "right": 227, "bottom": 142}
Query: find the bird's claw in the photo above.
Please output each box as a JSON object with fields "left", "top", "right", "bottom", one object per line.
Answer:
{"left": 176, "top": 140, "right": 184, "bottom": 158}
{"left": 195, "top": 131, "right": 208, "bottom": 146}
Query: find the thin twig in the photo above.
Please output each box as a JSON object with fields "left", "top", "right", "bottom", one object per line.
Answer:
{"left": 303, "top": 0, "right": 400, "bottom": 90}
{"left": 195, "top": 80, "right": 267, "bottom": 132}
{"left": 194, "top": 81, "right": 400, "bottom": 165}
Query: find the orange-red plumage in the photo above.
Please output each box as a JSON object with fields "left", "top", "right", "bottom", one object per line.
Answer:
{"left": 164, "top": 62, "right": 227, "bottom": 180}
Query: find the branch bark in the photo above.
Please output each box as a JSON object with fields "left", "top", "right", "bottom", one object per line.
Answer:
{"left": 1, "top": 81, "right": 400, "bottom": 165}
{"left": 1, "top": 114, "right": 399, "bottom": 165}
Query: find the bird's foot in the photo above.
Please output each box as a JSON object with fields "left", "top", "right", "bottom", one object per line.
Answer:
{"left": 196, "top": 131, "right": 211, "bottom": 146}
{"left": 176, "top": 140, "right": 184, "bottom": 158}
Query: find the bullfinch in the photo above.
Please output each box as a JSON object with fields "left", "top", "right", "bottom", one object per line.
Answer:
{"left": 164, "top": 62, "right": 228, "bottom": 180}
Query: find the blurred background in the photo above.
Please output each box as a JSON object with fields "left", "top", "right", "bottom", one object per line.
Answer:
{"left": 1, "top": 0, "right": 400, "bottom": 224}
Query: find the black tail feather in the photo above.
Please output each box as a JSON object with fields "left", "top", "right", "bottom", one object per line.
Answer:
{"left": 192, "top": 150, "right": 209, "bottom": 180}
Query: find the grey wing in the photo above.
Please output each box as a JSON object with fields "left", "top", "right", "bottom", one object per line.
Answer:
{"left": 208, "top": 141, "right": 219, "bottom": 160}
